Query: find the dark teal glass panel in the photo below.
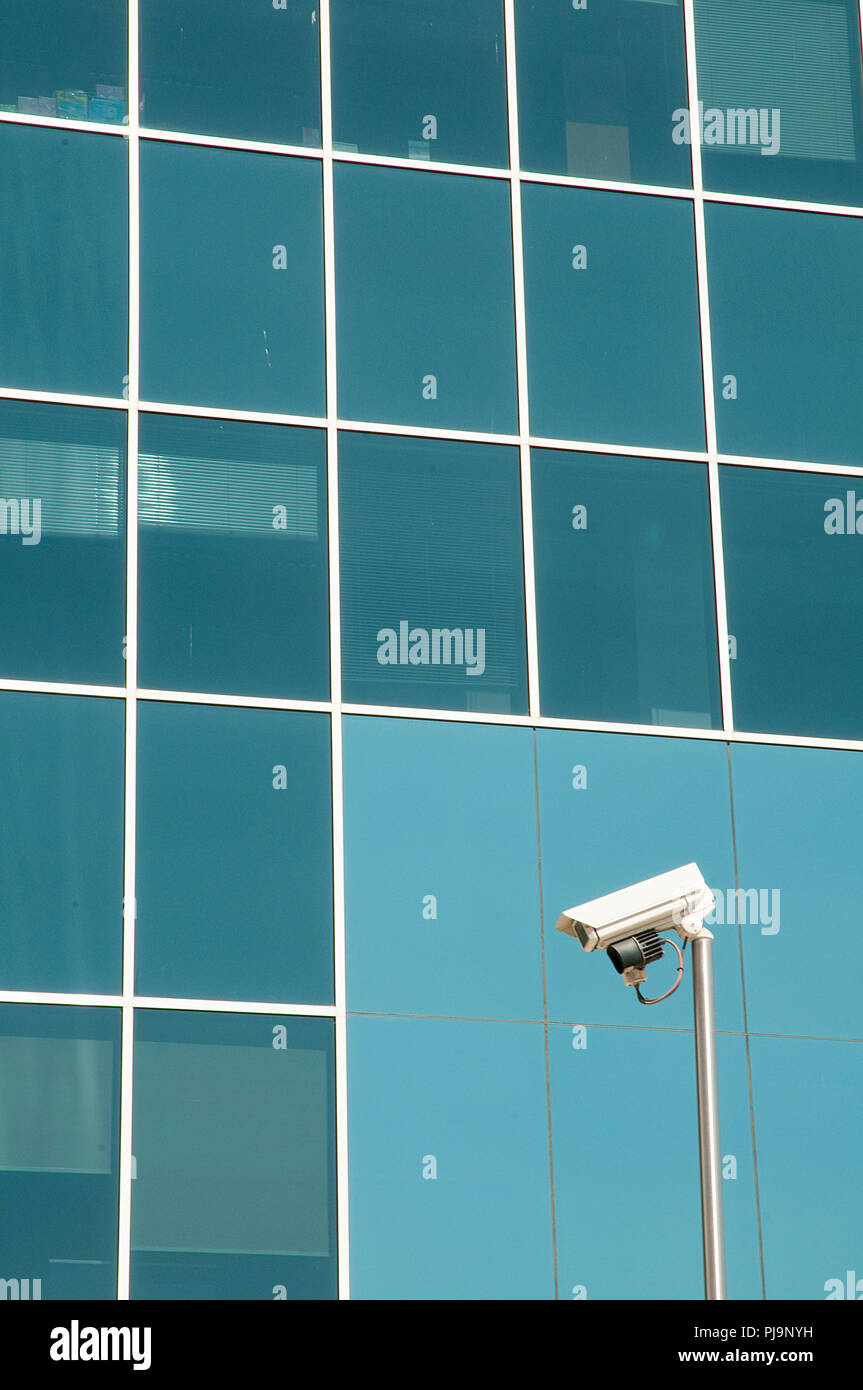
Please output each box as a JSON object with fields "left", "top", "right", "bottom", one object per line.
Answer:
{"left": 140, "top": 142, "right": 325, "bottom": 415}
{"left": 730, "top": 744, "right": 863, "bottom": 1037}
{"left": 515, "top": 0, "right": 692, "bottom": 188}
{"left": 339, "top": 432, "right": 528, "bottom": 714}
{"left": 348, "top": 1016, "right": 554, "bottom": 1299}
{"left": 537, "top": 729, "right": 742, "bottom": 1032}
{"left": 720, "top": 466, "right": 863, "bottom": 738}
{"left": 532, "top": 451, "right": 721, "bottom": 728}
{"left": 131, "top": 1010, "right": 336, "bottom": 1300}
{"left": 343, "top": 717, "right": 542, "bottom": 1018}
{"left": 551, "top": 1029, "right": 761, "bottom": 1299}
{"left": 695, "top": 0, "right": 863, "bottom": 205}
{"left": 140, "top": 0, "right": 321, "bottom": 145}
{"left": 331, "top": 0, "right": 508, "bottom": 167}
{"left": 750, "top": 1036, "right": 863, "bottom": 1299}
{"left": 0, "top": 400, "right": 126, "bottom": 685}
{"left": 135, "top": 703, "right": 334, "bottom": 1003}
{"left": 0, "top": 0, "right": 127, "bottom": 125}
{"left": 138, "top": 414, "right": 329, "bottom": 699}
{"left": 335, "top": 164, "right": 517, "bottom": 432}
{"left": 522, "top": 185, "right": 705, "bottom": 449}
{"left": 0, "top": 693, "right": 124, "bottom": 995}
{"left": 0, "top": 124, "right": 128, "bottom": 398}
{"left": 707, "top": 204, "right": 863, "bottom": 466}
{"left": 0, "top": 1003, "right": 120, "bottom": 1300}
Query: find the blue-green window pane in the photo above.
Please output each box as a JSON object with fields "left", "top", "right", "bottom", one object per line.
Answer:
{"left": 138, "top": 415, "right": 329, "bottom": 699}
{"left": 140, "top": 0, "right": 321, "bottom": 146}
{"left": 522, "top": 185, "right": 705, "bottom": 449}
{"left": 348, "top": 1016, "right": 554, "bottom": 1299}
{"left": 136, "top": 704, "right": 334, "bottom": 1004}
{"left": 515, "top": 0, "right": 692, "bottom": 188}
{"left": 343, "top": 718, "right": 542, "bottom": 1018}
{"left": 707, "top": 205, "right": 863, "bottom": 466}
{"left": 537, "top": 730, "right": 741, "bottom": 1032}
{"left": 0, "top": 400, "right": 126, "bottom": 685}
{"left": 0, "top": 694, "right": 124, "bottom": 996}
{"left": 331, "top": 0, "right": 508, "bottom": 167}
{"left": 0, "top": 1004, "right": 120, "bottom": 1300}
{"left": 0, "top": 125, "right": 128, "bottom": 398}
{"left": 339, "top": 433, "right": 528, "bottom": 714}
{"left": 0, "top": 0, "right": 127, "bottom": 125}
{"left": 694, "top": 0, "right": 863, "bottom": 205}
{"left": 335, "top": 165, "right": 517, "bottom": 433}
{"left": 131, "top": 1010, "right": 336, "bottom": 1300}
{"left": 140, "top": 142, "right": 325, "bottom": 415}
{"left": 721, "top": 467, "right": 863, "bottom": 738}
{"left": 533, "top": 451, "right": 721, "bottom": 727}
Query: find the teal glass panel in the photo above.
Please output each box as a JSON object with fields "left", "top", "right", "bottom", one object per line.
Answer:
{"left": 335, "top": 164, "right": 517, "bottom": 432}
{"left": 0, "top": 399, "right": 126, "bottom": 685}
{"left": 347, "top": 1016, "right": 554, "bottom": 1299}
{"left": 532, "top": 450, "right": 721, "bottom": 728}
{"left": 140, "top": 141, "right": 325, "bottom": 415}
{"left": 131, "top": 1010, "right": 337, "bottom": 1300}
{"left": 135, "top": 703, "right": 334, "bottom": 1004}
{"left": 0, "top": 0, "right": 127, "bottom": 126}
{"left": 522, "top": 184, "right": 705, "bottom": 449}
{"left": 339, "top": 432, "right": 528, "bottom": 715}
{"left": 0, "top": 1003, "right": 121, "bottom": 1300}
{"left": 515, "top": 0, "right": 692, "bottom": 188}
{"left": 138, "top": 414, "right": 329, "bottom": 699}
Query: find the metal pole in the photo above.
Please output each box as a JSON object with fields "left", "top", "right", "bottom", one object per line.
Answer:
{"left": 692, "top": 933, "right": 727, "bottom": 1300}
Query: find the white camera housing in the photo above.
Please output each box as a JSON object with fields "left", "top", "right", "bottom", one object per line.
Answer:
{"left": 555, "top": 863, "right": 715, "bottom": 951}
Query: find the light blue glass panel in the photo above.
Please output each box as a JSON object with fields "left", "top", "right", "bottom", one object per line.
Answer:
{"left": 347, "top": 1016, "right": 554, "bottom": 1299}
{"left": 0, "top": 0, "right": 127, "bottom": 126}
{"left": 707, "top": 204, "right": 863, "bottom": 467}
{"left": 730, "top": 743, "right": 863, "bottom": 1038}
{"left": 343, "top": 717, "right": 542, "bottom": 1019}
{"left": 550, "top": 1027, "right": 761, "bottom": 1299}
{"left": 0, "top": 124, "right": 128, "bottom": 398}
{"left": 537, "top": 730, "right": 742, "bottom": 1032}
{"left": 532, "top": 450, "right": 721, "bottom": 728}
{"left": 140, "top": 141, "right": 325, "bottom": 415}
{"left": 136, "top": 703, "right": 334, "bottom": 1004}
{"left": 750, "top": 1036, "right": 863, "bottom": 1299}
{"left": 515, "top": 0, "right": 692, "bottom": 188}
{"left": 0, "top": 1003, "right": 120, "bottom": 1300}
{"left": 720, "top": 467, "right": 863, "bottom": 738}
{"left": 0, "top": 693, "right": 124, "bottom": 995}
{"left": 335, "top": 164, "right": 517, "bottom": 433}
{"left": 522, "top": 184, "right": 705, "bottom": 449}
{"left": 131, "top": 1010, "right": 337, "bottom": 1300}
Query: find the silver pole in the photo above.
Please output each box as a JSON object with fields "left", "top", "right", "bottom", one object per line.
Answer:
{"left": 692, "top": 933, "right": 727, "bottom": 1300}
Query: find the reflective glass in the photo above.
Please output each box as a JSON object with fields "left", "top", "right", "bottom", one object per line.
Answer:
{"left": 343, "top": 717, "right": 542, "bottom": 1018}
{"left": 0, "top": 0, "right": 127, "bottom": 126}
{"left": 0, "top": 693, "right": 124, "bottom": 996}
{"left": 131, "top": 1010, "right": 336, "bottom": 1300}
{"left": 532, "top": 451, "right": 721, "bottom": 727}
{"left": 720, "top": 466, "right": 863, "bottom": 738}
{"left": 140, "top": 141, "right": 325, "bottom": 415}
{"left": 335, "top": 164, "right": 517, "bottom": 432}
{"left": 514, "top": 0, "right": 691, "bottom": 187}
{"left": 0, "top": 124, "right": 128, "bottom": 399}
{"left": 331, "top": 0, "right": 508, "bottom": 167}
{"left": 135, "top": 703, "right": 333, "bottom": 1004}
{"left": 347, "top": 1016, "right": 554, "bottom": 1299}
{"left": 138, "top": 414, "right": 329, "bottom": 699}
{"left": 706, "top": 204, "right": 863, "bottom": 466}
{"left": 0, "top": 1003, "right": 120, "bottom": 1300}
{"left": 140, "top": 0, "right": 321, "bottom": 146}
{"left": 522, "top": 184, "right": 705, "bottom": 449}
{"left": 339, "top": 432, "right": 528, "bottom": 714}
{"left": 694, "top": 0, "right": 863, "bottom": 205}
{"left": 0, "top": 399, "right": 126, "bottom": 685}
